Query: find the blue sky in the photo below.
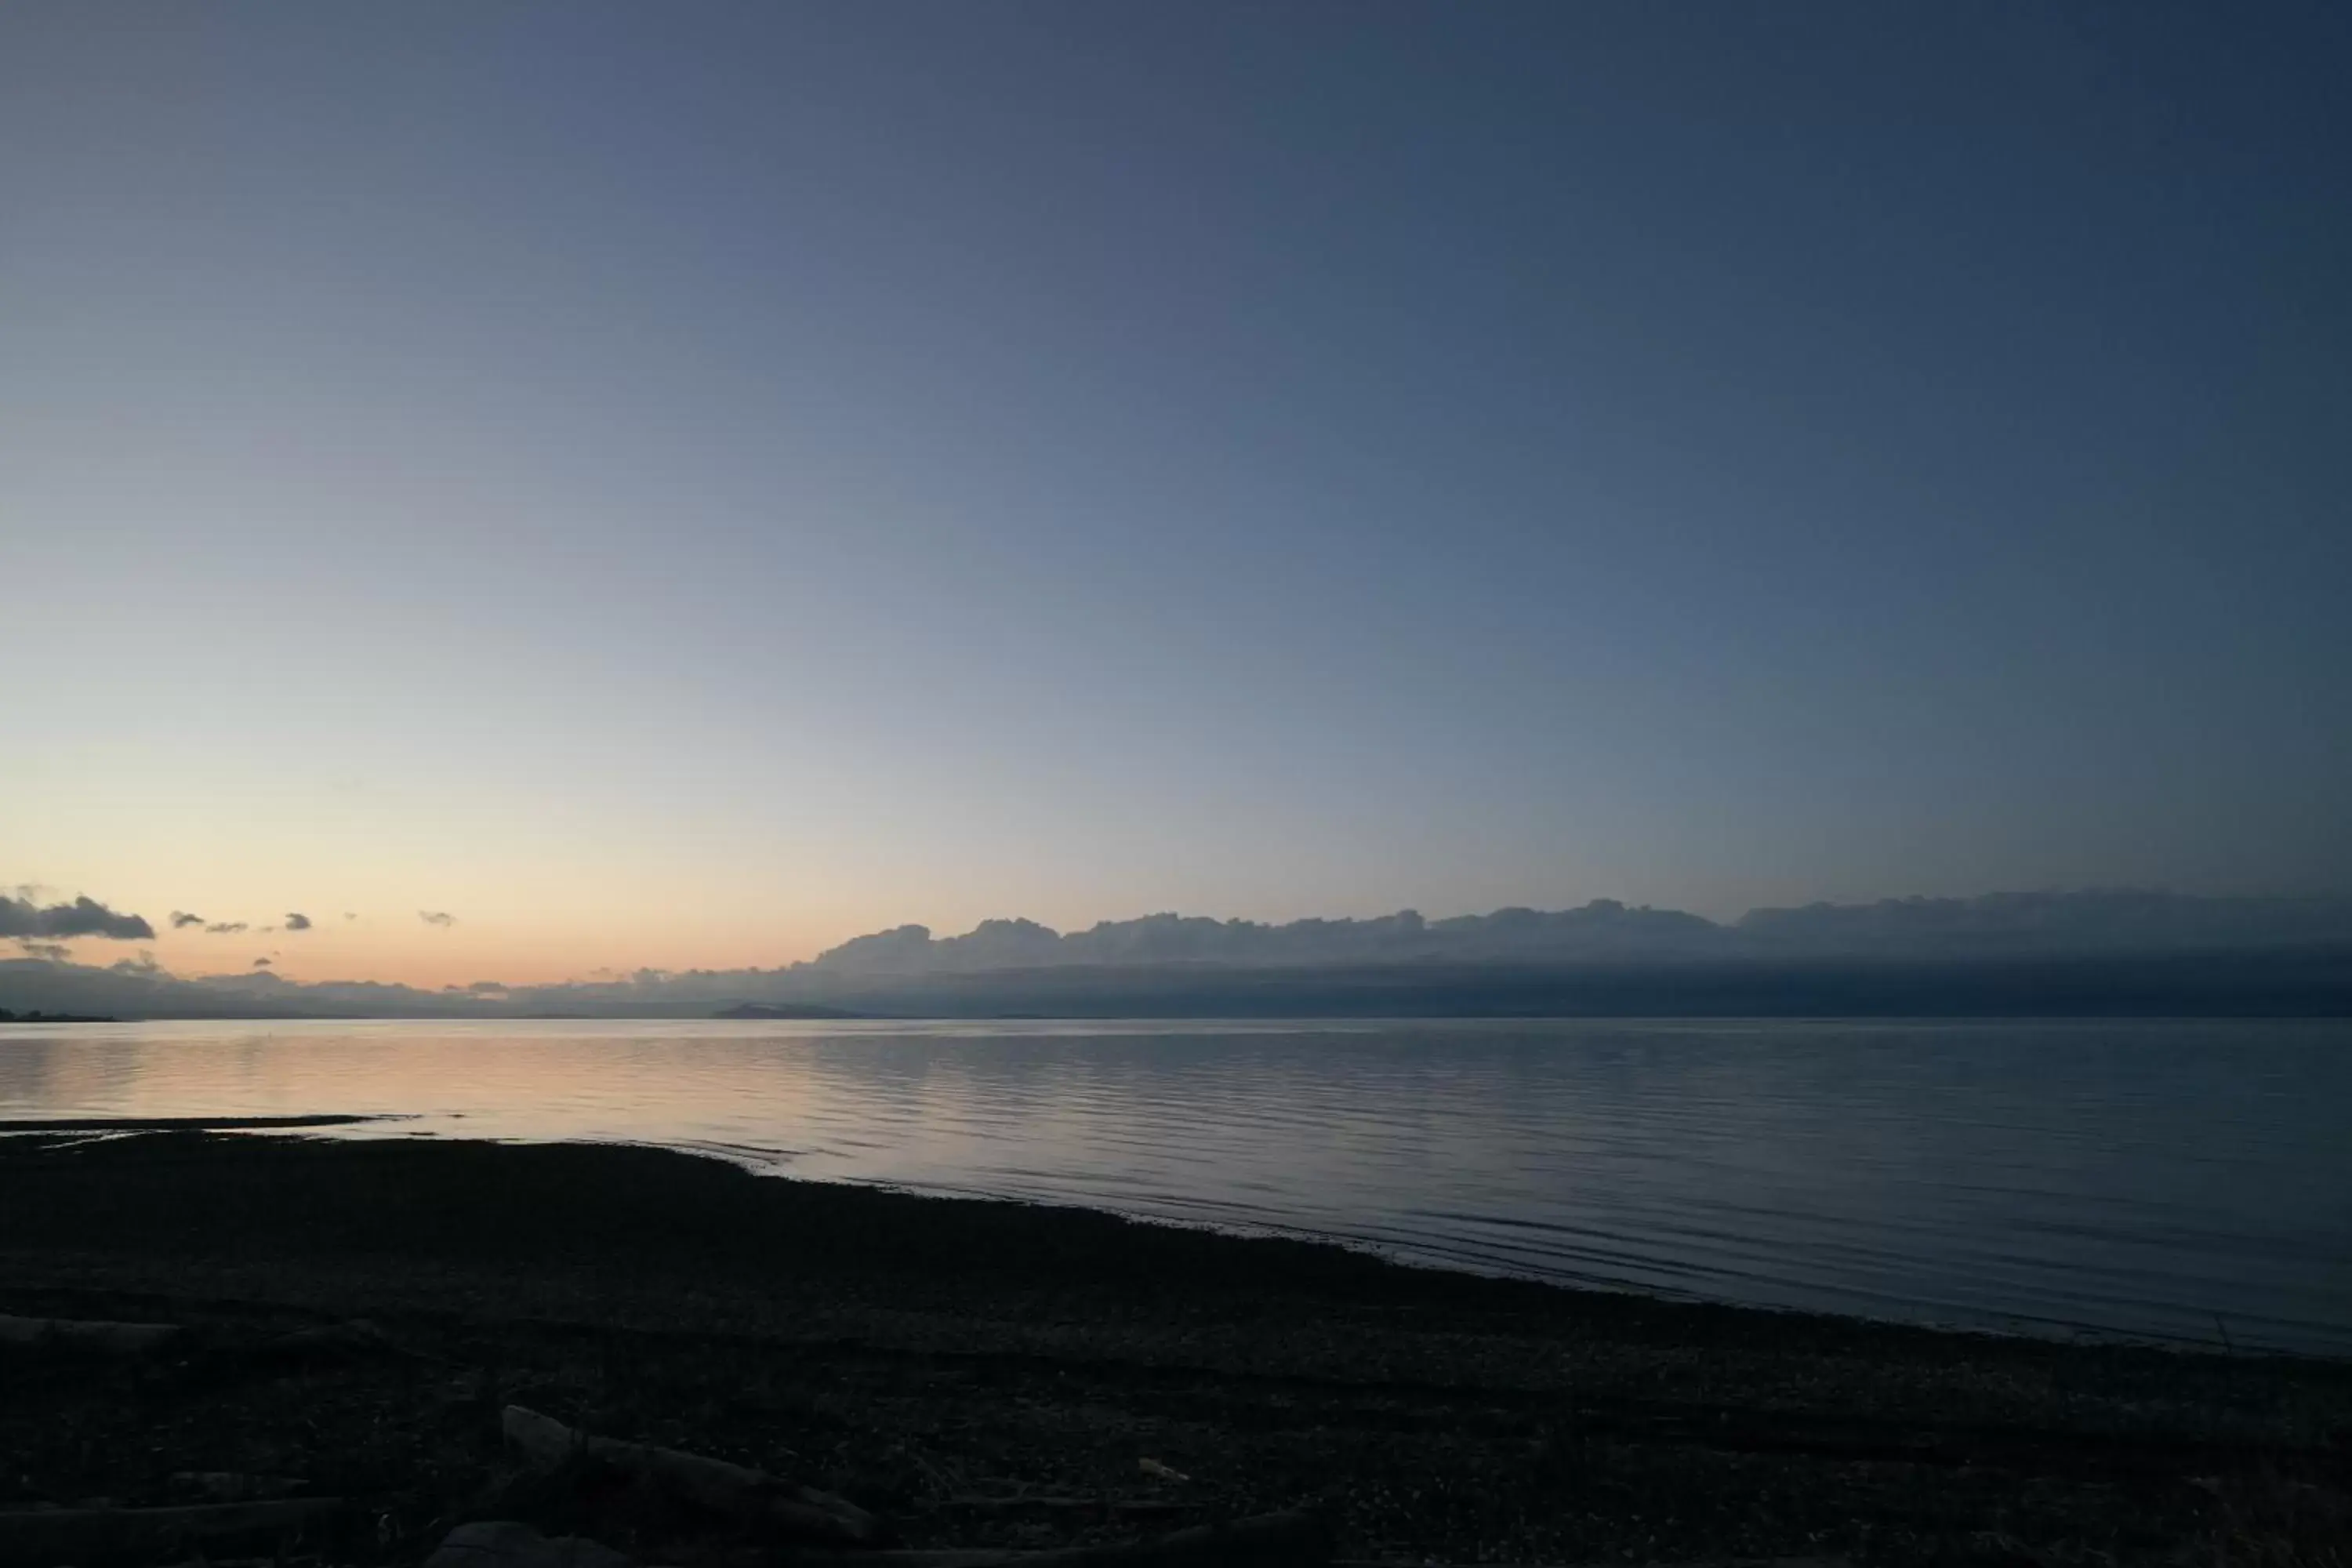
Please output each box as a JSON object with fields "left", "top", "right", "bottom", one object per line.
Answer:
{"left": 4, "top": 2, "right": 2347, "bottom": 982}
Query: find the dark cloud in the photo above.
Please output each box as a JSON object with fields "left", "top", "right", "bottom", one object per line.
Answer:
{"left": 285, "top": 913, "right": 314, "bottom": 931}
{"left": 110, "top": 951, "right": 162, "bottom": 976}
{"left": 252, "top": 957, "right": 273, "bottom": 968}
{"left": 808, "top": 902, "right": 1717, "bottom": 975}
{"left": 419, "top": 911, "right": 457, "bottom": 928}
{"left": 205, "top": 922, "right": 249, "bottom": 935}
{"left": 16, "top": 941, "right": 72, "bottom": 962}
{"left": 0, "top": 895, "right": 156, "bottom": 941}
{"left": 170, "top": 911, "right": 205, "bottom": 929}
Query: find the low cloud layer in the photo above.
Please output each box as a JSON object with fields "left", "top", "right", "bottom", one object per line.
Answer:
{"left": 5, "top": 890, "right": 2350, "bottom": 1022}
{"left": 419, "top": 911, "right": 457, "bottom": 927}
{"left": 170, "top": 911, "right": 205, "bottom": 929}
{"left": 809, "top": 902, "right": 1720, "bottom": 975}
{"left": 804, "top": 891, "right": 2352, "bottom": 976}
{"left": 0, "top": 894, "right": 155, "bottom": 941}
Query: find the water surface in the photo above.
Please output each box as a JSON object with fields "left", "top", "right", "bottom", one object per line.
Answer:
{"left": 2, "top": 1016, "right": 2345, "bottom": 1352}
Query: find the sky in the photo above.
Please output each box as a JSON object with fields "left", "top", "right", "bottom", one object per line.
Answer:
{"left": 4, "top": 2, "right": 2348, "bottom": 986}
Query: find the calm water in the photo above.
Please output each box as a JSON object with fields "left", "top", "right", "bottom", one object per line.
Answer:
{"left": 2, "top": 1016, "right": 2347, "bottom": 1353}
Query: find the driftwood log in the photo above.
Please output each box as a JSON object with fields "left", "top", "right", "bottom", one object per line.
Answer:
{"left": 502, "top": 1404, "right": 880, "bottom": 1546}
{"left": 1018, "top": 1511, "right": 1327, "bottom": 1568}
{"left": 426, "top": 1520, "right": 636, "bottom": 1568}
{"left": 790, "top": 1512, "right": 1327, "bottom": 1568}
{"left": 0, "top": 1312, "right": 182, "bottom": 1356}
{"left": 792, "top": 1554, "right": 1839, "bottom": 1568}
{"left": 943, "top": 1495, "right": 1189, "bottom": 1517}
{"left": 169, "top": 1471, "right": 311, "bottom": 1502}
{"left": 0, "top": 1497, "right": 340, "bottom": 1567}
{"left": 247, "top": 1317, "right": 417, "bottom": 1366}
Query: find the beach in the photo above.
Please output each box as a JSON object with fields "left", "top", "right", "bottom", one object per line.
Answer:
{"left": 2, "top": 1131, "right": 2346, "bottom": 1566}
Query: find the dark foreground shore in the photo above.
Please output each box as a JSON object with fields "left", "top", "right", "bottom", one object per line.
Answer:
{"left": 2, "top": 1134, "right": 2347, "bottom": 1566}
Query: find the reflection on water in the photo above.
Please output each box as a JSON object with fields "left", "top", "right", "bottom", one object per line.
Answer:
{"left": 2, "top": 1016, "right": 2347, "bottom": 1352}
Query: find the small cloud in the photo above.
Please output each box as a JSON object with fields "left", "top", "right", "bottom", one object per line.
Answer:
{"left": 343, "top": 912, "right": 358, "bottom": 921}
{"left": 419, "top": 910, "right": 457, "bottom": 928}
{"left": 285, "top": 913, "right": 313, "bottom": 931}
{"left": 111, "top": 950, "right": 163, "bottom": 976}
{"left": 252, "top": 956, "right": 273, "bottom": 968}
{"left": 170, "top": 911, "right": 205, "bottom": 929}
{"left": 205, "top": 922, "right": 248, "bottom": 935}
{"left": 15, "top": 940, "right": 72, "bottom": 962}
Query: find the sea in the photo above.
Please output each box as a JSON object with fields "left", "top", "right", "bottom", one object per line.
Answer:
{"left": 3, "top": 1015, "right": 2346, "bottom": 1354}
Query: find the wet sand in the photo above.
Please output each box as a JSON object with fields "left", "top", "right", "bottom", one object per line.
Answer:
{"left": 1, "top": 1132, "right": 2346, "bottom": 1565}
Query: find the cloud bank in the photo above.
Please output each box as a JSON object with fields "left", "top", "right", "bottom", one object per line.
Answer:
{"left": 4, "top": 889, "right": 2350, "bottom": 1021}
{"left": 0, "top": 895, "right": 154, "bottom": 941}
{"left": 801, "top": 892, "right": 2352, "bottom": 975}
{"left": 809, "top": 902, "right": 1722, "bottom": 975}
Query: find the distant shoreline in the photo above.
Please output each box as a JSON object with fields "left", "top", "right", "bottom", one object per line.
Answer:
{"left": 11, "top": 936, "right": 2352, "bottom": 1023}
{"left": 711, "top": 1000, "right": 866, "bottom": 1019}
{"left": 0, "top": 1112, "right": 379, "bottom": 1132}
{"left": 9, "top": 1003, "right": 2351, "bottom": 1022}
